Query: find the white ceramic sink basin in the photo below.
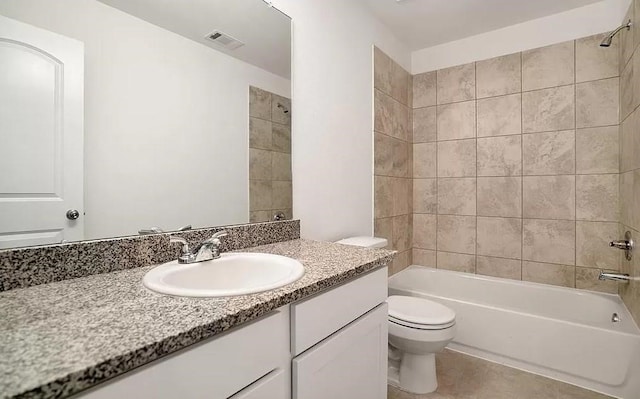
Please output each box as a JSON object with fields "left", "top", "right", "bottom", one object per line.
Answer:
{"left": 143, "top": 252, "right": 304, "bottom": 297}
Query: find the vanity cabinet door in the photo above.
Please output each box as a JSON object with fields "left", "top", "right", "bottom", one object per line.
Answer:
{"left": 229, "top": 368, "right": 289, "bottom": 399}
{"left": 292, "top": 304, "right": 388, "bottom": 399}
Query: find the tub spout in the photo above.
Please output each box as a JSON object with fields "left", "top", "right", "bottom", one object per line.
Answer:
{"left": 598, "top": 271, "right": 630, "bottom": 283}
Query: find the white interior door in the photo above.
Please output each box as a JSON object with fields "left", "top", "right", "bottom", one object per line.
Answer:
{"left": 0, "top": 14, "right": 84, "bottom": 249}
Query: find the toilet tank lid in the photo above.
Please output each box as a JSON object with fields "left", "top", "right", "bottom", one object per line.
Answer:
{"left": 335, "top": 236, "right": 388, "bottom": 248}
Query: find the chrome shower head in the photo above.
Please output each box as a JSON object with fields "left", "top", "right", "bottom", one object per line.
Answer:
{"left": 601, "top": 20, "right": 632, "bottom": 47}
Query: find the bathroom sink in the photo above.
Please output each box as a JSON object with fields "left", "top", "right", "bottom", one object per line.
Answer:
{"left": 143, "top": 253, "right": 305, "bottom": 297}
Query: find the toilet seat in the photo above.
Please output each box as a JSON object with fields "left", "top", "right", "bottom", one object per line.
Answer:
{"left": 387, "top": 295, "right": 455, "bottom": 330}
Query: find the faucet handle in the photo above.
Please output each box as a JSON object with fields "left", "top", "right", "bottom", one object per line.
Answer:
{"left": 169, "top": 236, "right": 190, "bottom": 254}
{"left": 211, "top": 230, "right": 228, "bottom": 240}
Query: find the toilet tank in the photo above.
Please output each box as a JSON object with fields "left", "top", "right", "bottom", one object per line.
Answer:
{"left": 335, "top": 236, "right": 388, "bottom": 249}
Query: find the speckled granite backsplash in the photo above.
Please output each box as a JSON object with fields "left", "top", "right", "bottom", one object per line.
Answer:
{"left": 0, "top": 220, "right": 300, "bottom": 292}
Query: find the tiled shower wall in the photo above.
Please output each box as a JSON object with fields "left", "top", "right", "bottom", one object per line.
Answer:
{"left": 619, "top": 0, "right": 640, "bottom": 325}
{"left": 249, "top": 86, "right": 293, "bottom": 222}
{"left": 410, "top": 35, "right": 621, "bottom": 293}
{"left": 373, "top": 48, "right": 413, "bottom": 275}
{"left": 375, "top": 32, "right": 625, "bottom": 291}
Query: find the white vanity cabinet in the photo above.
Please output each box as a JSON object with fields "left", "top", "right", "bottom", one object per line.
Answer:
{"left": 291, "top": 267, "right": 388, "bottom": 399}
{"left": 74, "top": 267, "right": 388, "bottom": 399}
{"left": 75, "top": 308, "right": 291, "bottom": 399}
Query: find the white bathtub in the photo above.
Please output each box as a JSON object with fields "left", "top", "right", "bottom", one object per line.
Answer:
{"left": 388, "top": 266, "right": 640, "bottom": 399}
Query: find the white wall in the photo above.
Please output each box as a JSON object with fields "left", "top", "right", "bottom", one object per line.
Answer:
{"left": 0, "top": 0, "right": 290, "bottom": 239}
{"left": 272, "top": 0, "right": 410, "bottom": 241}
{"left": 412, "top": 0, "right": 631, "bottom": 74}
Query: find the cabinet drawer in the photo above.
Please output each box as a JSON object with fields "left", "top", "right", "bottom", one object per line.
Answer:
{"left": 229, "top": 368, "right": 289, "bottom": 399}
{"left": 291, "top": 267, "right": 387, "bottom": 355}
{"left": 292, "top": 304, "right": 388, "bottom": 399}
{"left": 75, "top": 308, "right": 290, "bottom": 399}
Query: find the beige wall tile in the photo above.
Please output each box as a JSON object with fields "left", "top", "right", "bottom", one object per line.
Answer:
{"left": 477, "top": 256, "right": 522, "bottom": 280}
{"left": 437, "top": 63, "right": 476, "bottom": 104}
{"left": 249, "top": 210, "right": 271, "bottom": 223}
{"left": 374, "top": 217, "right": 394, "bottom": 249}
{"left": 249, "top": 148, "right": 272, "bottom": 180}
{"left": 621, "top": 172, "right": 635, "bottom": 227}
{"left": 477, "top": 177, "right": 522, "bottom": 217}
{"left": 576, "top": 78, "right": 619, "bottom": 128}
{"left": 477, "top": 135, "right": 522, "bottom": 176}
{"left": 272, "top": 181, "right": 292, "bottom": 209}
{"left": 413, "top": 178, "right": 437, "bottom": 214}
{"left": 576, "top": 126, "right": 619, "bottom": 174}
{"left": 413, "top": 142, "right": 437, "bottom": 178}
{"left": 576, "top": 33, "right": 619, "bottom": 83}
{"left": 392, "top": 139, "right": 410, "bottom": 178}
{"left": 437, "top": 139, "right": 476, "bottom": 177}
{"left": 272, "top": 123, "right": 291, "bottom": 153}
{"left": 621, "top": 109, "right": 638, "bottom": 172}
{"left": 272, "top": 152, "right": 292, "bottom": 181}
{"left": 413, "top": 213, "right": 437, "bottom": 250}
{"left": 413, "top": 248, "right": 436, "bottom": 267}
{"left": 477, "top": 217, "right": 522, "bottom": 259}
{"left": 576, "top": 174, "right": 619, "bottom": 221}
{"left": 249, "top": 180, "right": 272, "bottom": 211}
{"left": 620, "top": 5, "right": 634, "bottom": 71}
{"left": 634, "top": 169, "right": 640, "bottom": 231}
{"left": 374, "top": 175, "right": 394, "bottom": 218}
{"left": 393, "top": 178, "right": 411, "bottom": 216}
{"left": 249, "top": 86, "right": 271, "bottom": 119}
{"left": 438, "top": 178, "right": 476, "bottom": 215}
{"left": 391, "top": 61, "right": 410, "bottom": 106}
{"left": 522, "top": 85, "right": 575, "bottom": 133}
{"left": 413, "top": 71, "right": 437, "bottom": 108}
{"left": 523, "top": 176, "right": 576, "bottom": 219}
{"left": 392, "top": 214, "right": 411, "bottom": 251}
{"left": 437, "top": 251, "right": 476, "bottom": 273}
{"left": 522, "top": 41, "right": 575, "bottom": 91}
{"left": 476, "top": 53, "right": 521, "bottom": 98}
{"left": 522, "top": 130, "right": 575, "bottom": 175}
{"left": 633, "top": 43, "right": 640, "bottom": 112}
{"left": 437, "top": 215, "right": 476, "bottom": 254}
{"left": 477, "top": 93, "right": 521, "bottom": 137}
{"left": 271, "top": 94, "right": 291, "bottom": 125}
{"left": 374, "top": 133, "right": 394, "bottom": 176}
{"left": 635, "top": 0, "right": 640, "bottom": 51}
{"left": 576, "top": 221, "right": 620, "bottom": 269}
{"left": 522, "top": 261, "right": 575, "bottom": 288}
{"left": 523, "top": 219, "right": 575, "bottom": 265}
{"left": 375, "top": 90, "right": 399, "bottom": 137}
{"left": 390, "top": 250, "right": 411, "bottom": 276}
{"left": 437, "top": 101, "right": 476, "bottom": 140}
{"left": 620, "top": 59, "right": 634, "bottom": 121}
{"left": 374, "top": 47, "right": 393, "bottom": 95}
{"left": 413, "top": 106, "right": 437, "bottom": 143}
{"left": 576, "top": 267, "right": 618, "bottom": 293}
{"left": 249, "top": 117, "right": 272, "bottom": 150}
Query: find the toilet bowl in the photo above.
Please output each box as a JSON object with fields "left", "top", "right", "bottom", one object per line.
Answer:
{"left": 334, "top": 237, "right": 456, "bottom": 394}
{"left": 387, "top": 295, "right": 456, "bottom": 394}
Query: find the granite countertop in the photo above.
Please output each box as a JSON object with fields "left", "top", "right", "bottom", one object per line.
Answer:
{"left": 0, "top": 239, "right": 394, "bottom": 399}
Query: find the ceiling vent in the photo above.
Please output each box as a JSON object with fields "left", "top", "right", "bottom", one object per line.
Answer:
{"left": 205, "top": 30, "right": 245, "bottom": 50}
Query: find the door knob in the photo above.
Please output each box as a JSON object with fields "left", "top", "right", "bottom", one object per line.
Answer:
{"left": 66, "top": 209, "right": 80, "bottom": 220}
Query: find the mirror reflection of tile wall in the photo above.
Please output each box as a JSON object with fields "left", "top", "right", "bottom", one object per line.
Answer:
{"left": 249, "top": 86, "right": 292, "bottom": 222}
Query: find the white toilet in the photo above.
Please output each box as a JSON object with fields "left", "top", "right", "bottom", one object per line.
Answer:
{"left": 335, "top": 236, "right": 457, "bottom": 395}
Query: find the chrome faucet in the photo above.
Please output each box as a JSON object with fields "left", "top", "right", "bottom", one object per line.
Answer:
{"left": 169, "top": 230, "right": 228, "bottom": 264}
{"left": 610, "top": 231, "right": 634, "bottom": 261}
{"left": 598, "top": 270, "right": 630, "bottom": 283}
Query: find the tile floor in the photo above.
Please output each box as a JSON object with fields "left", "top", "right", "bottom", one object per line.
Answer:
{"left": 387, "top": 350, "right": 612, "bottom": 399}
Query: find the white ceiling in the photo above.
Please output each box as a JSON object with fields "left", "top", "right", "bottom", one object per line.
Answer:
{"left": 97, "top": 0, "right": 291, "bottom": 78}
{"left": 364, "top": 0, "right": 602, "bottom": 51}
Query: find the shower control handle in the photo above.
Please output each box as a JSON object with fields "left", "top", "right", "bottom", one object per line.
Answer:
{"left": 609, "top": 231, "right": 634, "bottom": 261}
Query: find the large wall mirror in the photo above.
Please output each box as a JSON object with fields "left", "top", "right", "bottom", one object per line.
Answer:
{"left": 0, "top": 0, "right": 292, "bottom": 249}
